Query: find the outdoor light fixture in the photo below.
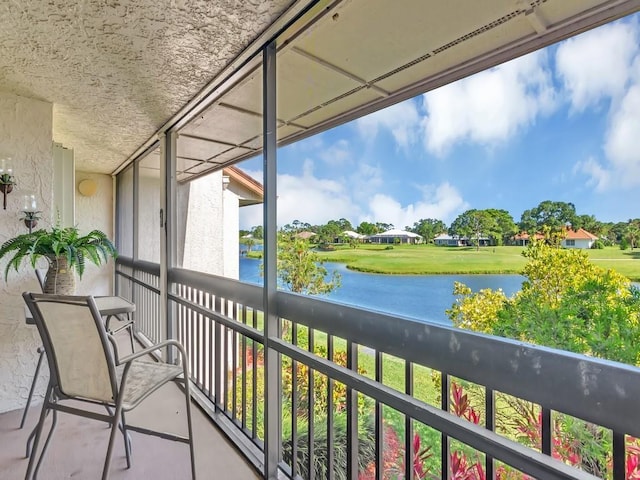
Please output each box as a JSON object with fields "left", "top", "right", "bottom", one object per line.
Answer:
{"left": 0, "top": 157, "right": 16, "bottom": 210}
{"left": 21, "top": 194, "right": 40, "bottom": 233}
{"left": 222, "top": 175, "right": 230, "bottom": 190}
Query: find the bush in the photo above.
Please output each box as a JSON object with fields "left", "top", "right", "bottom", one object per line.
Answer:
{"left": 620, "top": 238, "right": 630, "bottom": 250}
{"left": 282, "top": 413, "right": 376, "bottom": 480}
{"left": 591, "top": 240, "right": 605, "bottom": 249}
{"left": 384, "top": 245, "right": 394, "bottom": 250}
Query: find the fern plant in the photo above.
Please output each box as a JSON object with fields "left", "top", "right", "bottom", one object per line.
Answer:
{"left": 0, "top": 225, "right": 117, "bottom": 281}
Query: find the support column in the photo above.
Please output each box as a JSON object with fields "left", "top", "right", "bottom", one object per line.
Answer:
{"left": 160, "top": 131, "right": 178, "bottom": 362}
{"left": 263, "top": 41, "right": 281, "bottom": 479}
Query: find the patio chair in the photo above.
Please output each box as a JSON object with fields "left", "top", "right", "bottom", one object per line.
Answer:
{"left": 20, "top": 270, "right": 136, "bottom": 430}
{"left": 22, "top": 292, "right": 196, "bottom": 480}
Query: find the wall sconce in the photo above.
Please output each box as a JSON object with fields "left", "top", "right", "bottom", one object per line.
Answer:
{"left": 21, "top": 194, "right": 40, "bottom": 233}
{"left": 0, "top": 157, "right": 16, "bottom": 210}
{"left": 222, "top": 175, "right": 230, "bottom": 191}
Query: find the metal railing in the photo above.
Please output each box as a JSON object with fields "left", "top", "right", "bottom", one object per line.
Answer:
{"left": 115, "top": 258, "right": 640, "bottom": 479}
{"left": 115, "top": 257, "right": 161, "bottom": 345}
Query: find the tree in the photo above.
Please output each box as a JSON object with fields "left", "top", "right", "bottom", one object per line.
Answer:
{"left": 407, "top": 218, "right": 446, "bottom": 244}
{"left": 447, "top": 242, "right": 640, "bottom": 365}
{"left": 485, "top": 209, "right": 517, "bottom": 246}
{"left": 626, "top": 219, "right": 640, "bottom": 249}
{"left": 356, "top": 222, "right": 379, "bottom": 236}
{"left": 519, "top": 200, "right": 576, "bottom": 236}
{"left": 449, "top": 210, "right": 496, "bottom": 250}
{"left": 375, "top": 222, "right": 393, "bottom": 233}
{"left": 274, "top": 234, "right": 341, "bottom": 295}
{"left": 251, "top": 225, "right": 264, "bottom": 240}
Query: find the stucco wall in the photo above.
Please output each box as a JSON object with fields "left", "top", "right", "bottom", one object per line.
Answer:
{"left": 181, "top": 170, "right": 240, "bottom": 279}
{"left": 0, "top": 92, "right": 53, "bottom": 413}
{"left": 75, "top": 171, "right": 114, "bottom": 296}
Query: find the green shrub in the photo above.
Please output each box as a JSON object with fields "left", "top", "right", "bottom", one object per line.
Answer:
{"left": 620, "top": 238, "right": 630, "bottom": 250}
{"left": 384, "top": 245, "right": 394, "bottom": 250}
{"left": 591, "top": 240, "right": 605, "bottom": 249}
{"left": 282, "top": 413, "right": 376, "bottom": 480}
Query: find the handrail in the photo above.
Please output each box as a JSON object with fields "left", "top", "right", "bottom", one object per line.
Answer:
{"left": 116, "top": 256, "right": 161, "bottom": 276}
{"left": 169, "top": 267, "right": 263, "bottom": 310}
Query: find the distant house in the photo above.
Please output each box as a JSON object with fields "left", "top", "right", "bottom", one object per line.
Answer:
{"left": 562, "top": 228, "right": 598, "bottom": 249}
{"left": 338, "top": 230, "right": 366, "bottom": 243}
{"left": 434, "top": 233, "right": 490, "bottom": 247}
{"left": 369, "top": 229, "right": 423, "bottom": 244}
{"left": 434, "top": 233, "right": 464, "bottom": 246}
{"left": 295, "top": 231, "right": 317, "bottom": 240}
{"left": 512, "top": 232, "right": 545, "bottom": 246}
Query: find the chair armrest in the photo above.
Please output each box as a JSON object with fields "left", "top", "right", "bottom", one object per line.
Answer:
{"left": 118, "top": 339, "right": 187, "bottom": 365}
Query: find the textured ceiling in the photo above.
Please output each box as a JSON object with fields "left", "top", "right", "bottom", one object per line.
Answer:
{"left": 0, "top": 0, "right": 295, "bottom": 173}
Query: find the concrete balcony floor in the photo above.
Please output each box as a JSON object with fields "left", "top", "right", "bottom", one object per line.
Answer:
{"left": 0, "top": 375, "right": 260, "bottom": 479}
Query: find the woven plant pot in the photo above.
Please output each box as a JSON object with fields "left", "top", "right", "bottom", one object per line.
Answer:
{"left": 43, "top": 255, "right": 76, "bottom": 295}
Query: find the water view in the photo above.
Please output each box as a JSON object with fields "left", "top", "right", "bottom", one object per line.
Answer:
{"left": 239, "top": 256, "right": 523, "bottom": 325}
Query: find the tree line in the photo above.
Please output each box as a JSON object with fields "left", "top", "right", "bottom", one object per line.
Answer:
{"left": 240, "top": 200, "right": 640, "bottom": 248}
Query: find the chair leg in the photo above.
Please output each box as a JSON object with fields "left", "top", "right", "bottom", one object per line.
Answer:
{"left": 24, "top": 384, "right": 52, "bottom": 480}
{"left": 182, "top": 376, "right": 197, "bottom": 480}
{"left": 120, "top": 411, "right": 132, "bottom": 469}
{"left": 128, "top": 322, "right": 136, "bottom": 353}
{"left": 32, "top": 410, "right": 58, "bottom": 479}
{"left": 102, "top": 399, "right": 124, "bottom": 480}
{"left": 20, "top": 347, "right": 45, "bottom": 429}
{"left": 25, "top": 406, "right": 51, "bottom": 458}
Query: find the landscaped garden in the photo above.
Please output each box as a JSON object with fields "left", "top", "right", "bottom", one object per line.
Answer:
{"left": 232, "top": 241, "right": 640, "bottom": 479}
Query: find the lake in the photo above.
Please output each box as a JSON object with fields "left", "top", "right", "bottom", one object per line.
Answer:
{"left": 239, "top": 257, "right": 524, "bottom": 325}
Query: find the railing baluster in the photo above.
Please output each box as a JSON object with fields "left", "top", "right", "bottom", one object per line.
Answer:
{"left": 291, "top": 322, "right": 299, "bottom": 478}
{"left": 241, "top": 304, "right": 247, "bottom": 430}
{"left": 541, "top": 406, "right": 552, "bottom": 456}
{"left": 214, "top": 295, "right": 222, "bottom": 411}
{"left": 441, "top": 373, "right": 450, "bottom": 480}
{"left": 252, "top": 308, "right": 258, "bottom": 440}
{"left": 308, "top": 328, "right": 315, "bottom": 480}
{"left": 375, "top": 350, "right": 383, "bottom": 480}
{"left": 327, "top": 334, "right": 335, "bottom": 480}
{"left": 405, "top": 361, "right": 414, "bottom": 480}
{"left": 485, "top": 387, "right": 495, "bottom": 479}
{"left": 346, "top": 339, "right": 359, "bottom": 479}
{"left": 613, "top": 431, "right": 625, "bottom": 480}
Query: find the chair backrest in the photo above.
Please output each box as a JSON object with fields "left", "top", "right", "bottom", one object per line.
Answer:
{"left": 22, "top": 293, "right": 118, "bottom": 403}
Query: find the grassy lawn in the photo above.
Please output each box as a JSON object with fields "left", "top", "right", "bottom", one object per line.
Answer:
{"left": 310, "top": 244, "right": 640, "bottom": 280}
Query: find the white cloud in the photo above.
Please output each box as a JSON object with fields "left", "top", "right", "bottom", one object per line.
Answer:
{"left": 318, "top": 138, "right": 352, "bottom": 167}
{"left": 573, "top": 157, "right": 611, "bottom": 192}
{"left": 365, "top": 182, "right": 468, "bottom": 228}
{"left": 239, "top": 160, "right": 361, "bottom": 229}
{"left": 421, "top": 50, "right": 557, "bottom": 156}
{"left": 356, "top": 99, "right": 421, "bottom": 149}
{"left": 556, "top": 21, "right": 637, "bottom": 112}
{"left": 563, "top": 20, "right": 640, "bottom": 191}
{"left": 603, "top": 83, "right": 640, "bottom": 186}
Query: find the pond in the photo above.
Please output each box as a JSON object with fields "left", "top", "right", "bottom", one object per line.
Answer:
{"left": 239, "top": 257, "right": 524, "bottom": 325}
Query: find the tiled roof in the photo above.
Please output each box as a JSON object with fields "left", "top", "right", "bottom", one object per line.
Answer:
{"left": 564, "top": 228, "right": 598, "bottom": 240}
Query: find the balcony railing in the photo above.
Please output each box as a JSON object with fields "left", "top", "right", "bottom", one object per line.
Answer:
{"left": 116, "top": 257, "right": 640, "bottom": 480}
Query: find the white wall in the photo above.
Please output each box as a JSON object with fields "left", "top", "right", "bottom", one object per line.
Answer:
{"left": 0, "top": 92, "right": 53, "bottom": 413}
{"left": 181, "top": 170, "right": 240, "bottom": 279}
{"left": 75, "top": 171, "right": 114, "bottom": 296}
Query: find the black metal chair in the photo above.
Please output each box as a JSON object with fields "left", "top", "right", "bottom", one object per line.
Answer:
{"left": 22, "top": 293, "right": 196, "bottom": 480}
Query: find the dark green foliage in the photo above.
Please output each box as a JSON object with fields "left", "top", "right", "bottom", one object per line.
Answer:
{"left": 281, "top": 413, "right": 376, "bottom": 480}
{"left": 0, "top": 225, "right": 117, "bottom": 280}
{"left": 591, "top": 239, "right": 605, "bottom": 249}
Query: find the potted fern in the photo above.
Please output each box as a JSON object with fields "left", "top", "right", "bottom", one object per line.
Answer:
{"left": 0, "top": 225, "right": 117, "bottom": 294}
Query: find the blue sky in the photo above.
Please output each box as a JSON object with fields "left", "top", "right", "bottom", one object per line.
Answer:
{"left": 240, "top": 15, "right": 640, "bottom": 230}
